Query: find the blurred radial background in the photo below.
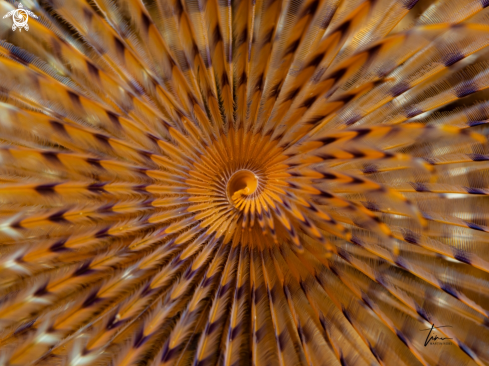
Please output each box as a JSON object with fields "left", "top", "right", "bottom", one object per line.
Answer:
{"left": 1, "top": 0, "right": 489, "bottom": 364}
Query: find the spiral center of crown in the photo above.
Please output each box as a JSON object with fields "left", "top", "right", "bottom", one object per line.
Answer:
{"left": 227, "top": 170, "right": 259, "bottom": 203}
{"left": 185, "top": 129, "right": 289, "bottom": 236}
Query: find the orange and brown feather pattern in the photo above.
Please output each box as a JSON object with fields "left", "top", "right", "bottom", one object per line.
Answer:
{"left": 2, "top": 0, "right": 489, "bottom": 364}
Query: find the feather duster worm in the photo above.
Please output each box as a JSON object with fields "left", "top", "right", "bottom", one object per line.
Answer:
{"left": 0, "top": 0, "right": 489, "bottom": 364}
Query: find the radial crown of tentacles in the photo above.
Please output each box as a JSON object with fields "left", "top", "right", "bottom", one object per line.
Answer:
{"left": 1, "top": 0, "right": 489, "bottom": 365}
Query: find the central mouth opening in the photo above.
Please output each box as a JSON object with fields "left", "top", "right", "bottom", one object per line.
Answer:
{"left": 227, "top": 170, "right": 259, "bottom": 203}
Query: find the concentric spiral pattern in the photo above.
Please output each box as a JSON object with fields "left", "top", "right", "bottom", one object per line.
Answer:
{"left": 2, "top": 0, "right": 489, "bottom": 364}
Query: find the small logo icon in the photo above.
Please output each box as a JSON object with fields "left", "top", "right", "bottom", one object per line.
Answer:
{"left": 3, "top": 3, "right": 38, "bottom": 32}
